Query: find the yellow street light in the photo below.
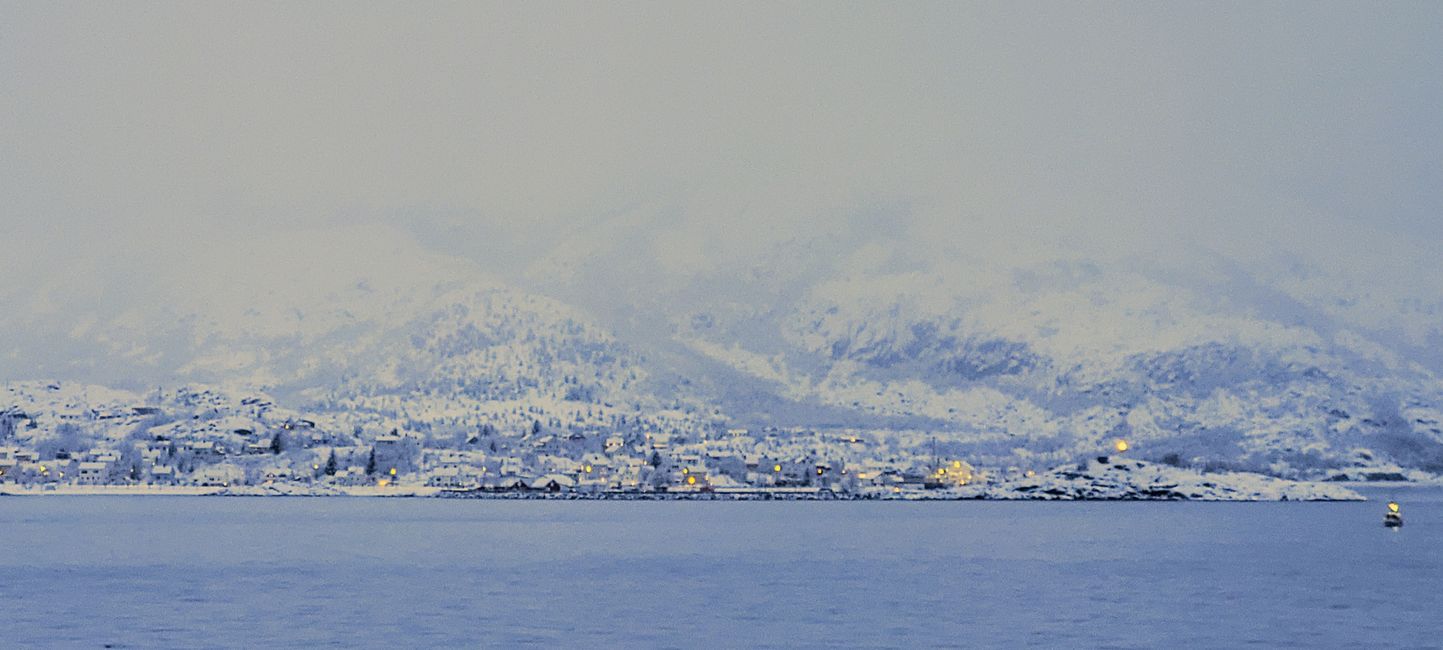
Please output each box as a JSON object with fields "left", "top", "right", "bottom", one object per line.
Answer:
{"left": 952, "top": 460, "right": 962, "bottom": 469}
{"left": 686, "top": 475, "right": 696, "bottom": 486}
{"left": 389, "top": 467, "right": 397, "bottom": 476}
{"left": 773, "top": 464, "right": 782, "bottom": 472}
{"left": 1114, "top": 439, "right": 1130, "bottom": 453}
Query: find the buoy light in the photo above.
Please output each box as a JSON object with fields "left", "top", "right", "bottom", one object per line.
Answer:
{"left": 1114, "top": 439, "right": 1130, "bottom": 453}
{"left": 1388, "top": 502, "right": 1400, "bottom": 513}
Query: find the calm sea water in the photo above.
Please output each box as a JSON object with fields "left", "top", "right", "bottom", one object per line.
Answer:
{"left": 2, "top": 490, "right": 1440, "bottom": 649}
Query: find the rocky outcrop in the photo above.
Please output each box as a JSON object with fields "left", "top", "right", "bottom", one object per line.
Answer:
{"left": 978, "top": 457, "right": 1364, "bottom": 501}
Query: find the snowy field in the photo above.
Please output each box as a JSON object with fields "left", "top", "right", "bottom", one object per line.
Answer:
{"left": 2, "top": 494, "right": 1440, "bottom": 648}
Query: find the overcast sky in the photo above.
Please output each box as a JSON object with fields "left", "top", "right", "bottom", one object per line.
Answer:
{"left": 3, "top": 2, "right": 1441, "bottom": 333}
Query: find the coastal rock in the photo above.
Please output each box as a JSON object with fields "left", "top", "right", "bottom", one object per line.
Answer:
{"left": 977, "top": 457, "right": 1364, "bottom": 501}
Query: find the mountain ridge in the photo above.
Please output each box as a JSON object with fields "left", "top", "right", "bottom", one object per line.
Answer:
{"left": 4, "top": 224, "right": 1442, "bottom": 476}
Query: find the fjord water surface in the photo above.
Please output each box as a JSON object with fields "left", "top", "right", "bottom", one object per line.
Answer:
{"left": 2, "top": 493, "right": 1439, "bottom": 648}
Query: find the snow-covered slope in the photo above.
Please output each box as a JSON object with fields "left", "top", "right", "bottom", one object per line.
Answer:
{"left": 678, "top": 277, "right": 1443, "bottom": 474}
{"left": 5, "top": 222, "right": 1443, "bottom": 479}
{"left": 607, "top": 235, "right": 1443, "bottom": 478}
{"left": 0, "top": 225, "right": 720, "bottom": 443}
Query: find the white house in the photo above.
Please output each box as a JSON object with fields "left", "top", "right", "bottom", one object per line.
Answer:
{"left": 193, "top": 463, "right": 245, "bottom": 487}
{"left": 0, "top": 446, "right": 19, "bottom": 482}
{"left": 186, "top": 440, "right": 224, "bottom": 462}
{"left": 331, "top": 466, "right": 373, "bottom": 487}
{"left": 426, "top": 466, "right": 479, "bottom": 489}
{"left": 149, "top": 465, "right": 176, "bottom": 484}
{"left": 76, "top": 461, "right": 109, "bottom": 485}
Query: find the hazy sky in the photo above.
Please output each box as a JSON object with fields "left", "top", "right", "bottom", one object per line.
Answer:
{"left": 5, "top": 2, "right": 1438, "bottom": 248}
{"left": 3, "top": 2, "right": 1441, "bottom": 353}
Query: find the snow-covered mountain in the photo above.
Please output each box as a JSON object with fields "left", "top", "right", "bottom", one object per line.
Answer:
{"left": 4, "top": 222, "right": 1442, "bottom": 478}
{"left": 508, "top": 208, "right": 1443, "bottom": 477}
{"left": 666, "top": 251, "right": 1443, "bottom": 475}
{"left": 0, "top": 225, "right": 719, "bottom": 444}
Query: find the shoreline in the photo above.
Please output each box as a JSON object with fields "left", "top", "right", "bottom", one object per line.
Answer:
{"left": 0, "top": 483, "right": 1385, "bottom": 501}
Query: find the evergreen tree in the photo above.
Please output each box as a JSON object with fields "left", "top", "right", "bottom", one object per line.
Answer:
{"left": 324, "top": 450, "right": 338, "bottom": 476}
{"left": 270, "top": 433, "right": 283, "bottom": 454}
{"left": 365, "top": 449, "right": 377, "bottom": 476}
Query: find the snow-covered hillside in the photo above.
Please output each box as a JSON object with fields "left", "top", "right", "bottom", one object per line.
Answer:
{"left": 673, "top": 265, "right": 1443, "bottom": 475}
{"left": 620, "top": 236, "right": 1443, "bottom": 478}
{"left": 4, "top": 224, "right": 1443, "bottom": 480}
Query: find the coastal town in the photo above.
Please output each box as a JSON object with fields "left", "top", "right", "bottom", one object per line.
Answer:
{"left": 0, "top": 381, "right": 1372, "bottom": 500}
{"left": 0, "top": 381, "right": 983, "bottom": 497}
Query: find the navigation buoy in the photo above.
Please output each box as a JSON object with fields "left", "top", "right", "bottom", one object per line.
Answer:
{"left": 1384, "top": 501, "right": 1403, "bottom": 528}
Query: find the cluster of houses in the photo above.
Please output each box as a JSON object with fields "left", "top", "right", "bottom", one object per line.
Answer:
{"left": 0, "top": 382, "right": 985, "bottom": 496}
{"left": 0, "top": 446, "right": 119, "bottom": 485}
{"left": 0, "top": 426, "right": 980, "bottom": 496}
